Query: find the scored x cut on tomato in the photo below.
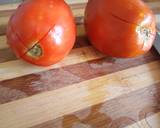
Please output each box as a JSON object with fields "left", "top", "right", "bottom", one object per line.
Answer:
{"left": 7, "top": 0, "right": 76, "bottom": 66}
{"left": 85, "top": 0, "right": 156, "bottom": 58}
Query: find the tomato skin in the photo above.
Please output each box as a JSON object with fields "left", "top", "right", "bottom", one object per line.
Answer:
{"left": 85, "top": 0, "right": 156, "bottom": 58}
{"left": 7, "top": 0, "right": 76, "bottom": 66}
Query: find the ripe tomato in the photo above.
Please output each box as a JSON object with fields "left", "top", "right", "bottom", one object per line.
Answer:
{"left": 85, "top": 0, "right": 156, "bottom": 58}
{"left": 7, "top": 0, "right": 76, "bottom": 66}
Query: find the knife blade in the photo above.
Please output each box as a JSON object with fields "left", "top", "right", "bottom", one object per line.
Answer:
{"left": 154, "top": 25, "right": 160, "bottom": 54}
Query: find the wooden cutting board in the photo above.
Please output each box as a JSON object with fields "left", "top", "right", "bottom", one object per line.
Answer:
{"left": 0, "top": 0, "right": 160, "bottom": 128}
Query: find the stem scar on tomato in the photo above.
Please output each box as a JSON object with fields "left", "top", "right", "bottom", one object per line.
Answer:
{"left": 26, "top": 44, "right": 42, "bottom": 58}
{"left": 136, "top": 26, "right": 152, "bottom": 42}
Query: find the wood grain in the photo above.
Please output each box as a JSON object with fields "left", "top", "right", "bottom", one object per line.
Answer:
{"left": 0, "top": 1, "right": 159, "bottom": 128}
{"left": 0, "top": 35, "right": 8, "bottom": 50}
{"left": 0, "top": 61, "right": 160, "bottom": 128}
{"left": 126, "top": 113, "right": 160, "bottom": 128}
{"left": 32, "top": 83, "right": 160, "bottom": 128}
{"left": 0, "top": 47, "right": 159, "bottom": 104}
{"left": 0, "top": 46, "right": 105, "bottom": 81}
{"left": 0, "top": 0, "right": 159, "bottom": 11}
{"left": 0, "top": 0, "right": 87, "bottom": 11}
{"left": 0, "top": 48, "right": 16, "bottom": 63}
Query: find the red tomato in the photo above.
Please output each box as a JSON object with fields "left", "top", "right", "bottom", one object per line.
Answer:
{"left": 85, "top": 0, "right": 156, "bottom": 58}
{"left": 7, "top": 0, "right": 76, "bottom": 66}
